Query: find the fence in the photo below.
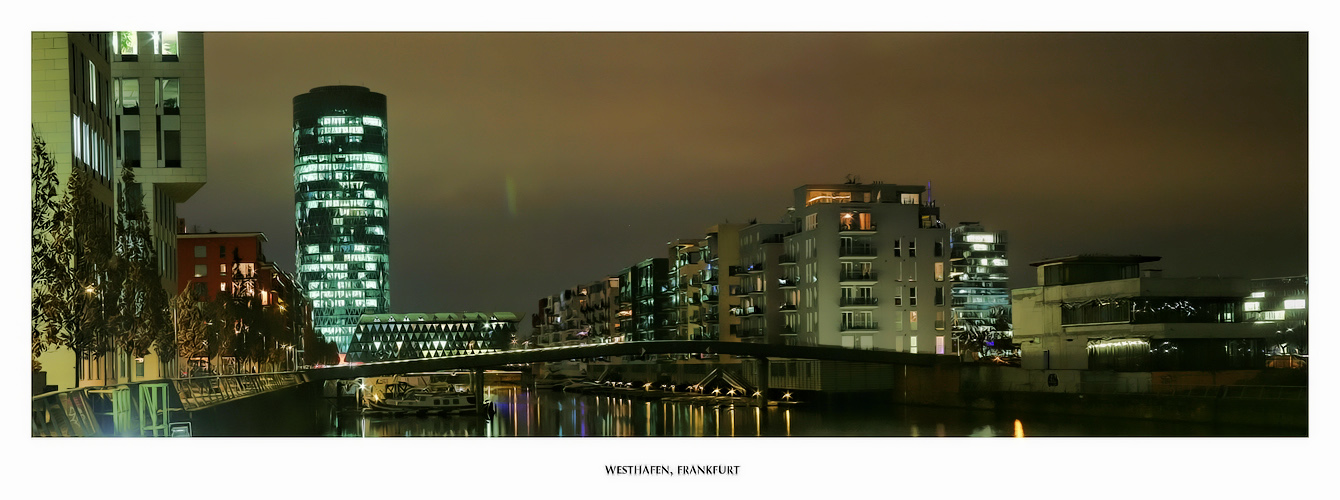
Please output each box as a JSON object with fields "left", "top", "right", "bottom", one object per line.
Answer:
{"left": 172, "top": 372, "right": 305, "bottom": 411}
{"left": 32, "top": 387, "right": 103, "bottom": 437}
{"left": 1005, "top": 382, "right": 1307, "bottom": 400}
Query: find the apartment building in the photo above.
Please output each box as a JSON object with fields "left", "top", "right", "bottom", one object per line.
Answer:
{"left": 786, "top": 183, "right": 953, "bottom": 353}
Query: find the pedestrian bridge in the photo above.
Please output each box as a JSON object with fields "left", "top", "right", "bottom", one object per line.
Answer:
{"left": 303, "top": 340, "right": 958, "bottom": 381}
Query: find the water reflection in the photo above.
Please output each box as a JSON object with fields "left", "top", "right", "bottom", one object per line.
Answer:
{"left": 322, "top": 384, "right": 1301, "bottom": 437}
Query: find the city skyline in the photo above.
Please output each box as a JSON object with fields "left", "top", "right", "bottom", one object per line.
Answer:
{"left": 178, "top": 32, "right": 1306, "bottom": 334}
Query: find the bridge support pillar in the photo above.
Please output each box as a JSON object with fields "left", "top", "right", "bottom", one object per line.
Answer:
{"left": 756, "top": 357, "right": 769, "bottom": 406}
{"left": 473, "top": 368, "right": 486, "bottom": 415}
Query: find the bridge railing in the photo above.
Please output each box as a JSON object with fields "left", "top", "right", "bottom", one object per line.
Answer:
{"left": 172, "top": 372, "right": 305, "bottom": 411}
{"left": 1004, "top": 382, "right": 1307, "bottom": 400}
{"left": 32, "top": 387, "right": 103, "bottom": 437}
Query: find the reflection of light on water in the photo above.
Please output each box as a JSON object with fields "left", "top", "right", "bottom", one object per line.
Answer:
{"left": 936, "top": 423, "right": 946, "bottom": 437}
{"left": 755, "top": 407, "right": 761, "bottom": 436}
{"left": 785, "top": 409, "right": 791, "bottom": 436}
{"left": 910, "top": 424, "right": 920, "bottom": 437}
{"left": 1014, "top": 419, "right": 1025, "bottom": 438}
{"left": 968, "top": 425, "right": 995, "bottom": 437}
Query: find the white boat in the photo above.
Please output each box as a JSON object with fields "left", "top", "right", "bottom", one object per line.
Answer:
{"left": 365, "top": 388, "right": 481, "bottom": 415}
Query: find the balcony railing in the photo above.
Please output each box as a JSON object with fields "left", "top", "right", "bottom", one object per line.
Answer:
{"left": 839, "top": 246, "right": 878, "bottom": 257}
{"left": 779, "top": 304, "right": 797, "bottom": 311}
{"left": 778, "top": 254, "right": 797, "bottom": 264}
{"left": 839, "top": 271, "right": 878, "bottom": 281}
{"left": 839, "top": 223, "right": 877, "bottom": 233}
{"left": 728, "top": 265, "right": 744, "bottom": 276}
{"left": 739, "top": 327, "right": 766, "bottom": 338}
{"left": 839, "top": 321, "right": 879, "bottom": 331}
{"left": 745, "top": 263, "right": 765, "bottom": 274}
{"left": 839, "top": 297, "right": 879, "bottom": 307}
{"left": 778, "top": 278, "right": 798, "bottom": 288}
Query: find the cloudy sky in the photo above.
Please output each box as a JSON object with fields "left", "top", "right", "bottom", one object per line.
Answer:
{"left": 179, "top": 32, "right": 1307, "bottom": 333}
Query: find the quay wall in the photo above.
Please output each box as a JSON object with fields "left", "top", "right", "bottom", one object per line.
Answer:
{"left": 177, "top": 382, "right": 323, "bottom": 436}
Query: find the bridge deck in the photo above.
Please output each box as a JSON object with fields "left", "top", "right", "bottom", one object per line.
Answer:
{"left": 305, "top": 341, "right": 957, "bottom": 380}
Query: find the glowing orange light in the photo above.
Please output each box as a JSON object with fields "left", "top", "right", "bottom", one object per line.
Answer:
{"left": 1013, "top": 419, "right": 1025, "bottom": 438}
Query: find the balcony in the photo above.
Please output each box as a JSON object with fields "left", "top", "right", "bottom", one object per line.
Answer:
{"left": 739, "top": 326, "right": 766, "bottom": 338}
{"left": 778, "top": 278, "right": 798, "bottom": 288}
{"left": 729, "top": 285, "right": 744, "bottom": 296}
{"left": 839, "top": 321, "right": 879, "bottom": 332}
{"left": 745, "top": 262, "right": 766, "bottom": 274}
{"left": 839, "top": 297, "right": 879, "bottom": 307}
{"left": 704, "top": 312, "right": 719, "bottom": 323}
{"left": 839, "top": 245, "right": 878, "bottom": 258}
{"left": 728, "top": 265, "right": 744, "bottom": 276}
{"left": 779, "top": 304, "right": 797, "bottom": 312}
{"left": 839, "top": 223, "right": 877, "bottom": 234}
{"left": 839, "top": 271, "right": 878, "bottom": 282}
{"left": 779, "top": 254, "right": 797, "bottom": 265}
{"left": 744, "top": 306, "right": 765, "bottom": 316}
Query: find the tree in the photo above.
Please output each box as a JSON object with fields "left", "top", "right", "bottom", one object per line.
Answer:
{"left": 208, "top": 290, "right": 238, "bottom": 373}
{"left": 31, "top": 130, "right": 62, "bottom": 371}
{"left": 43, "top": 151, "right": 115, "bottom": 384}
{"left": 171, "top": 286, "right": 210, "bottom": 376}
{"left": 110, "top": 167, "right": 170, "bottom": 363}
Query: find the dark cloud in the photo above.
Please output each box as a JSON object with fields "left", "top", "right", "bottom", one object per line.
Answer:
{"left": 180, "top": 32, "right": 1307, "bottom": 334}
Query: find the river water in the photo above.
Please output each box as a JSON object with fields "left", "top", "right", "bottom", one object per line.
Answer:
{"left": 319, "top": 384, "right": 1301, "bottom": 437}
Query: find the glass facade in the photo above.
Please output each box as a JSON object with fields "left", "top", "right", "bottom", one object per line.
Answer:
{"left": 293, "top": 86, "right": 390, "bottom": 352}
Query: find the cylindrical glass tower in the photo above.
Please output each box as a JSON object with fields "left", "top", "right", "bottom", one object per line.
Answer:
{"left": 293, "top": 86, "right": 389, "bottom": 353}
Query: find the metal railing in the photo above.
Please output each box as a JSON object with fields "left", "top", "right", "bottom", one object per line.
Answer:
{"left": 839, "top": 271, "right": 878, "bottom": 281}
{"left": 840, "top": 297, "right": 879, "bottom": 306}
{"left": 1003, "top": 382, "right": 1308, "bottom": 400}
{"left": 839, "top": 321, "right": 879, "bottom": 331}
{"left": 32, "top": 387, "right": 103, "bottom": 437}
{"left": 172, "top": 372, "right": 305, "bottom": 411}
{"left": 839, "top": 246, "right": 877, "bottom": 257}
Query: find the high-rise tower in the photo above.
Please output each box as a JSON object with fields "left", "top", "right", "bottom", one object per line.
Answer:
{"left": 293, "top": 86, "right": 390, "bottom": 353}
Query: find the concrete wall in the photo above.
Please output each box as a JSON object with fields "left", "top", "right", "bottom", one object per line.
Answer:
{"left": 178, "top": 382, "right": 324, "bottom": 437}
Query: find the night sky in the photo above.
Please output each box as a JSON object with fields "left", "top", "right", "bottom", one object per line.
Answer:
{"left": 181, "top": 32, "right": 1307, "bottom": 335}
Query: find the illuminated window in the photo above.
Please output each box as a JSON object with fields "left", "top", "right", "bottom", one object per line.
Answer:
{"left": 1244, "top": 302, "right": 1260, "bottom": 312}
{"left": 1284, "top": 299, "right": 1306, "bottom": 310}
{"left": 909, "top": 333, "right": 918, "bottom": 351}
{"left": 87, "top": 61, "right": 97, "bottom": 105}
{"left": 219, "top": 264, "right": 226, "bottom": 276}
{"left": 153, "top": 31, "right": 178, "bottom": 59}
{"left": 219, "top": 282, "right": 226, "bottom": 292}
{"left": 1250, "top": 291, "right": 1265, "bottom": 298}
{"left": 804, "top": 213, "right": 817, "bottom": 231}
{"left": 900, "top": 193, "right": 919, "bottom": 204}
{"left": 193, "top": 265, "right": 206, "bottom": 278}
{"left": 965, "top": 234, "right": 994, "bottom": 243}
{"left": 115, "top": 31, "right": 137, "bottom": 57}
{"left": 934, "top": 262, "right": 944, "bottom": 281}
